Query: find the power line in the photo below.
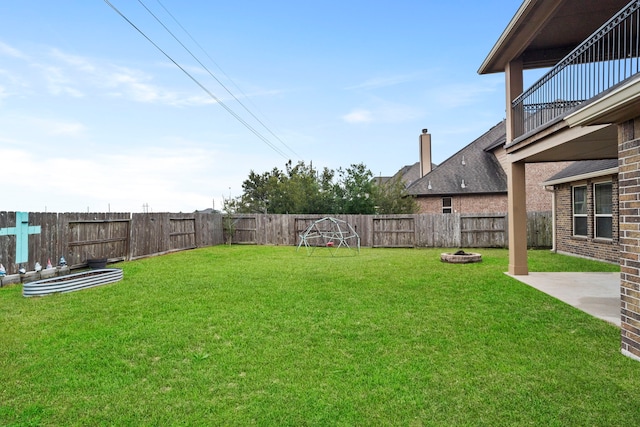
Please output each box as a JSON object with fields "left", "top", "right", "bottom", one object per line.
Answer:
{"left": 151, "top": 0, "right": 301, "bottom": 160}
{"left": 103, "top": 0, "right": 290, "bottom": 159}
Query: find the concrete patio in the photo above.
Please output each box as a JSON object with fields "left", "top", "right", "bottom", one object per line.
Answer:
{"left": 507, "top": 272, "right": 621, "bottom": 327}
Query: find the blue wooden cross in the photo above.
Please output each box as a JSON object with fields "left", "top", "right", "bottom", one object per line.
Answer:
{"left": 0, "top": 212, "right": 41, "bottom": 264}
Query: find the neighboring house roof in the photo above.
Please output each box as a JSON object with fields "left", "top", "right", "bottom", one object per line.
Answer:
{"left": 392, "top": 162, "right": 422, "bottom": 188}
{"left": 380, "top": 161, "right": 435, "bottom": 189}
{"left": 406, "top": 121, "right": 507, "bottom": 196}
{"left": 542, "top": 159, "right": 619, "bottom": 186}
{"left": 373, "top": 176, "right": 391, "bottom": 186}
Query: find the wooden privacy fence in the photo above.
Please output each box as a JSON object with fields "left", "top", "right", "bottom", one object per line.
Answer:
{"left": 0, "top": 211, "right": 551, "bottom": 275}
{"left": 0, "top": 211, "right": 224, "bottom": 275}
{"left": 228, "top": 212, "right": 552, "bottom": 249}
{"left": 527, "top": 211, "right": 553, "bottom": 248}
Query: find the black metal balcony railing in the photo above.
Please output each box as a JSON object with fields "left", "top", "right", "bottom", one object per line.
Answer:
{"left": 512, "top": 0, "right": 640, "bottom": 140}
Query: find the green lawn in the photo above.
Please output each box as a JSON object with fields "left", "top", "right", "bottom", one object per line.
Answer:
{"left": 0, "top": 246, "right": 635, "bottom": 426}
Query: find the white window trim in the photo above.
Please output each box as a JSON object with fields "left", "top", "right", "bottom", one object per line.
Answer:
{"left": 593, "top": 181, "right": 613, "bottom": 240}
{"left": 442, "top": 197, "right": 452, "bottom": 214}
{"left": 572, "top": 185, "right": 587, "bottom": 237}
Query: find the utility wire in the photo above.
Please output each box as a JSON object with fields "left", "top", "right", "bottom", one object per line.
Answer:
{"left": 103, "top": 0, "right": 290, "bottom": 159}
{"left": 152, "top": 0, "right": 300, "bottom": 160}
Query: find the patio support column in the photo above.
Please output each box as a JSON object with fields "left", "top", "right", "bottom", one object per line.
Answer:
{"left": 508, "top": 161, "right": 528, "bottom": 275}
{"left": 505, "top": 58, "right": 522, "bottom": 144}
{"left": 505, "top": 58, "right": 528, "bottom": 275}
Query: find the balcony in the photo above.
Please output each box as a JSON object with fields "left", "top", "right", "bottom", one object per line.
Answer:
{"left": 511, "top": 0, "right": 640, "bottom": 142}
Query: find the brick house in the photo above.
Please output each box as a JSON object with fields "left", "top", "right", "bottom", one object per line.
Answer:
{"left": 406, "top": 121, "right": 569, "bottom": 214}
{"left": 478, "top": 0, "right": 640, "bottom": 360}
{"left": 543, "top": 160, "right": 619, "bottom": 263}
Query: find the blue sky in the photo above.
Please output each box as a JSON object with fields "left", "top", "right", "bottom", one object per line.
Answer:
{"left": 0, "top": 1, "right": 524, "bottom": 213}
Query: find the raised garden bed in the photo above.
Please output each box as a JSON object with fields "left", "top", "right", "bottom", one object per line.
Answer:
{"left": 23, "top": 268, "right": 123, "bottom": 297}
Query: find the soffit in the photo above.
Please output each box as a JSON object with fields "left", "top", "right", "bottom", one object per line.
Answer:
{"left": 505, "top": 124, "right": 618, "bottom": 163}
{"left": 479, "top": 0, "right": 631, "bottom": 74}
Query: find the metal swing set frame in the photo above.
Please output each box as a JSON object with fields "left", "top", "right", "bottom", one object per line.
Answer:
{"left": 297, "top": 217, "right": 360, "bottom": 256}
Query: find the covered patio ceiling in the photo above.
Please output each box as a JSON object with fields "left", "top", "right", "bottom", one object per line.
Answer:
{"left": 479, "top": 0, "right": 631, "bottom": 74}
{"left": 505, "top": 123, "right": 618, "bottom": 163}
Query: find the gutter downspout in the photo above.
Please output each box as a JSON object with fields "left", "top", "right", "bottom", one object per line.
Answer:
{"left": 544, "top": 185, "right": 556, "bottom": 252}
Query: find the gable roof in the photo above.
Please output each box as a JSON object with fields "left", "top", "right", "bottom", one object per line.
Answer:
{"left": 380, "top": 161, "right": 437, "bottom": 189}
{"left": 375, "top": 163, "right": 417, "bottom": 188}
{"left": 392, "top": 162, "right": 422, "bottom": 188}
{"left": 406, "top": 121, "right": 507, "bottom": 196}
{"left": 542, "top": 159, "right": 618, "bottom": 186}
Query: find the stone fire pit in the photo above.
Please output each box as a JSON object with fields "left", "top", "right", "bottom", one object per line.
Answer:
{"left": 440, "top": 250, "right": 482, "bottom": 264}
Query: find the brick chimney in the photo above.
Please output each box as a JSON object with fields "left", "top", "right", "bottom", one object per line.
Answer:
{"left": 419, "top": 129, "right": 432, "bottom": 177}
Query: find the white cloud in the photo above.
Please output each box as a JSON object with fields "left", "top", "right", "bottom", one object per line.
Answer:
{"left": 0, "top": 68, "right": 29, "bottom": 94}
{"left": 430, "top": 79, "right": 502, "bottom": 109}
{"left": 0, "top": 136, "right": 21, "bottom": 146}
{"left": 346, "top": 72, "right": 426, "bottom": 91}
{"left": 0, "top": 41, "right": 214, "bottom": 107}
{"left": 1, "top": 115, "right": 87, "bottom": 139}
{"left": 342, "top": 109, "right": 373, "bottom": 123}
{"left": 49, "top": 48, "right": 97, "bottom": 74}
{"left": 0, "top": 144, "right": 224, "bottom": 213}
{"left": 0, "top": 148, "right": 31, "bottom": 168}
{"left": 104, "top": 67, "right": 214, "bottom": 107}
{"left": 342, "top": 101, "right": 423, "bottom": 125}
{"left": 108, "top": 71, "right": 164, "bottom": 103}
{"left": 40, "top": 65, "right": 85, "bottom": 97}
{"left": 0, "top": 40, "right": 287, "bottom": 113}
{"left": 0, "top": 41, "right": 28, "bottom": 59}
{"left": 48, "top": 121, "right": 87, "bottom": 137}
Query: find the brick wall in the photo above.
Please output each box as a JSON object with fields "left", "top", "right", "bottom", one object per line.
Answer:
{"left": 554, "top": 177, "right": 619, "bottom": 263}
{"left": 415, "top": 196, "right": 446, "bottom": 214}
{"left": 414, "top": 158, "right": 569, "bottom": 215}
{"left": 416, "top": 193, "right": 507, "bottom": 214}
{"left": 619, "top": 117, "right": 640, "bottom": 361}
{"left": 525, "top": 162, "right": 572, "bottom": 211}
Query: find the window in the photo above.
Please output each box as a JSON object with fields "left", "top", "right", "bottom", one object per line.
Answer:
{"left": 573, "top": 186, "right": 587, "bottom": 236}
{"left": 594, "top": 182, "right": 612, "bottom": 239}
{"left": 442, "top": 197, "right": 452, "bottom": 214}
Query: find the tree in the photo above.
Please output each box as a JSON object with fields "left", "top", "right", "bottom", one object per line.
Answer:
{"left": 232, "top": 160, "right": 415, "bottom": 215}
{"left": 373, "top": 175, "right": 418, "bottom": 214}
{"left": 282, "top": 161, "right": 321, "bottom": 214}
{"left": 316, "top": 166, "right": 338, "bottom": 213}
{"left": 337, "top": 163, "right": 376, "bottom": 214}
{"left": 222, "top": 193, "right": 239, "bottom": 244}
{"left": 237, "top": 169, "right": 274, "bottom": 213}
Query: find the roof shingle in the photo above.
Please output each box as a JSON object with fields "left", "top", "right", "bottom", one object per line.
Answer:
{"left": 544, "top": 159, "right": 619, "bottom": 184}
{"left": 407, "top": 121, "right": 507, "bottom": 196}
